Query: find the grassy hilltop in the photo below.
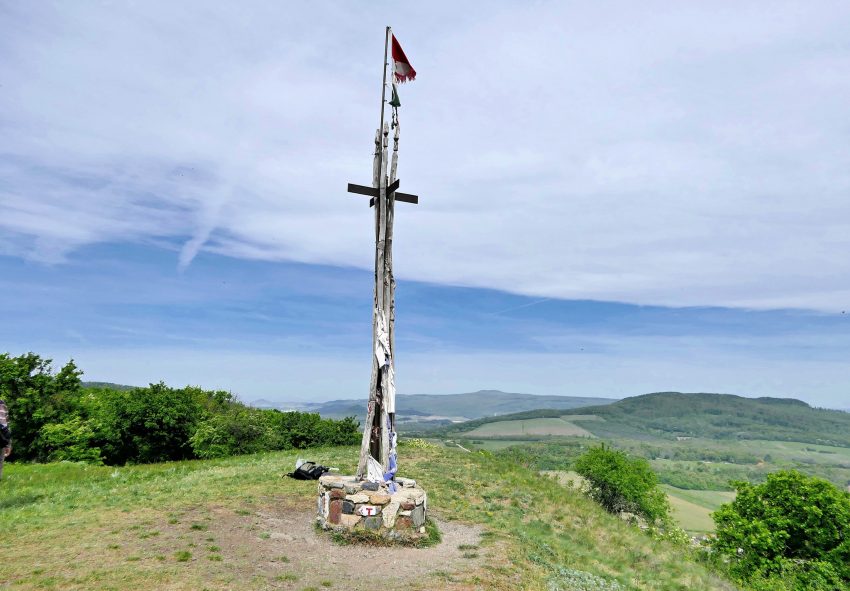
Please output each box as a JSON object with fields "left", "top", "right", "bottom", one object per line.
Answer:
{"left": 0, "top": 444, "right": 733, "bottom": 591}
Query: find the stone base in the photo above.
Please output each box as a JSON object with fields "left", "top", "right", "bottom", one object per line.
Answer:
{"left": 316, "top": 474, "right": 427, "bottom": 539}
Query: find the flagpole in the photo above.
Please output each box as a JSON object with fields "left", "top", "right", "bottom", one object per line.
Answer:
{"left": 379, "top": 26, "right": 391, "bottom": 179}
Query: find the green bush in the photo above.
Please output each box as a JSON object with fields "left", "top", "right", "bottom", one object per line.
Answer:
{"left": 0, "top": 353, "right": 84, "bottom": 461}
{"left": 712, "top": 470, "right": 850, "bottom": 589}
{"left": 190, "top": 408, "right": 268, "bottom": 459}
{"left": 39, "top": 416, "right": 103, "bottom": 463}
{"left": 90, "top": 382, "right": 206, "bottom": 464}
{"left": 574, "top": 444, "right": 669, "bottom": 522}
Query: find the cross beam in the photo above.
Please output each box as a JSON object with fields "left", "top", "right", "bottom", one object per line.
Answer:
{"left": 347, "top": 180, "right": 419, "bottom": 206}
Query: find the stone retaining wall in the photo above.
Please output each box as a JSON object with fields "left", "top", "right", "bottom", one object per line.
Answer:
{"left": 317, "top": 474, "right": 427, "bottom": 538}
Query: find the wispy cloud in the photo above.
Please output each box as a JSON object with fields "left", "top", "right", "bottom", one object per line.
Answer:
{"left": 3, "top": 2, "right": 850, "bottom": 310}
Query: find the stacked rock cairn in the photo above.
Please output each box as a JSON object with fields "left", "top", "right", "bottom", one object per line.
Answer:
{"left": 317, "top": 474, "right": 427, "bottom": 538}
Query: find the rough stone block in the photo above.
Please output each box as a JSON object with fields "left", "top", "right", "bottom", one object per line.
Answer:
{"left": 330, "top": 489, "right": 345, "bottom": 500}
{"left": 400, "top": 502, "right": 415, "bottom": 511}
{"left": 342, "top": 500, "right": 355, "bottom": 515}
{"left": 346, "top": 493, "right": 369, "bottom": 503}
{"left": 411, "top": 505, "right": 425, "bottom": 527}
{"left": 363, "top": 516, "right": 382, "bottom": 530}
{"left": 395, "top": 516, "right": 413, "bottom": 530}
{"left": 344, "top": 484, "right": 361, "bottom": 495}
{"left": 362, "top": 481, "right": 380, "bottom": 491}
{"left": 319, "top": 475, "right": 346, "bottom": 490}
{"left": 340, "top": 514, "right": 361, "bottom": 528}
{"left": 369, "top": 493, "right": 391, "bottom": 505}
{"left": 382, "top": 500, "right": 400, "bottom": 528}
{"left": 328, "top": 500, "right": 342, "bottom": 525}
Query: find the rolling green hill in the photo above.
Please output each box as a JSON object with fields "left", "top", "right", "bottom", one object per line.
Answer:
{"left": 447, "top": 392, "right": 850, "bottom": 447}
{"left": 81, "top": 381, "right": 137, "bottom": 391}
{"left": 305, "top": 390, "right": 616, "bottom": 424}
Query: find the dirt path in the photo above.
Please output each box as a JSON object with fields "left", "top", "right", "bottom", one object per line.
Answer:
{"left": 129, "top": 501, "right": 493, "bottom": 590}
{"left": 255, "top": 508, "right": 486, "bottom": 589}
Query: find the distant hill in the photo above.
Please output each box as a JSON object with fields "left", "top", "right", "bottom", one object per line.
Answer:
{"left": 448, "top": 392, "right": 850, "bottom": 447}
{"left": 82, "top": 381, "right": 137, "bottom": 391}
{"left": 252, "top": 390, "right": 616, "bottom": 426}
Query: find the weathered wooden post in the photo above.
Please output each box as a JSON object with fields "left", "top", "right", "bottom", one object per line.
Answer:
{"left": 316, "top": 27, "right": 426, "bottom": 539}
{"left": 346, "top": 26, "right": 419, "bottom": 481}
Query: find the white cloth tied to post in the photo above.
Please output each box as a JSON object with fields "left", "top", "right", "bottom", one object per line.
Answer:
{"left": 366, "top": 455, "right": 384, "bottom": 482}
{"left": 374, "top": 311, "right": 396, "bottom": 414}
{"left": 374, "top": 311, "right": 391, "bottom": 366}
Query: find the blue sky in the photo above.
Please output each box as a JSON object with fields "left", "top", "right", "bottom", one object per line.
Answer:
{"left": 2, "top": 243, "right": 848, "bottom": 406}
{"left": 2, "top": 2, "right": 850, "bottom": 406}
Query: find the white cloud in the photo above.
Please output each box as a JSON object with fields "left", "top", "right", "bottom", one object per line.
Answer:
{"left": 3, "top": 1, "right": 850, "bottom": 309}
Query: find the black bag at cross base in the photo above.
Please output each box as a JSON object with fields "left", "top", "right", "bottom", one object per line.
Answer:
{"left": 287, "top": 461, "right": 329, "bottom": 480}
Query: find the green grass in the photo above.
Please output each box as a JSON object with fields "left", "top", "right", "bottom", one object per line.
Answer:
{"left": 463, "top": 417, "right": 595, "bottom": 438}
{"left": 661, "top": 487, "right": 735, "bottom": 512}
{"left": 660, "top": 487, "right": 735, "bottom": 533}
{"left": 326, "top": 517, "right": 442, "bottom": 548}
{"left": 0, "top": 445, "right": 734, "bottom": 590}
{"left": 464, "top": 439, "right": 534, "bottom": 451}
{"left": 663, "top": 493, "right": 716, "bottom": 533}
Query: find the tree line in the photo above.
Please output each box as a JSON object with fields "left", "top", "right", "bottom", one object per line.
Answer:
{"left": 0, "top": 352, "right": 360, "bottom": 465}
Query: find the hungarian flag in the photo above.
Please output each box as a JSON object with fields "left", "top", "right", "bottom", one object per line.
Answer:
{"left": 391, "top": 34, "right": 416, "bottom": 83}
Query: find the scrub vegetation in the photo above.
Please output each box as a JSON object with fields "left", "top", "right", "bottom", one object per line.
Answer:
{"left": 0, "top": 352, "right": 360, "bottom": 465}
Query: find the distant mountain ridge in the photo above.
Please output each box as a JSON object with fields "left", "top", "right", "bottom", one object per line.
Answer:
{"left": 82, "top": 381, "right": 137, "bottom": 391}
{"left": 448, "top": 391, "right": 850, "bottom": 447}
{"left": 251, "top": 390, "right": 617, "bottom": 425}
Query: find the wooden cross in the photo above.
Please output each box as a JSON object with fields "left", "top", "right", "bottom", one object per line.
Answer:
{"left": 348, "top": 120, "right": 420, "bottom": 480}
{"left": 347, "top": 179, "right": 419, "bottom": 207}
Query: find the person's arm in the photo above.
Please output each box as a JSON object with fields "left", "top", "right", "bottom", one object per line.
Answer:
{"left": 0, "top": 400, "right": 10, "bottom": 456}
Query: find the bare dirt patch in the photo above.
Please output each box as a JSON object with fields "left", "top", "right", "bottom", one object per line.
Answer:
{"left": 129, "top": 501, "right": 492, "bottom": 590}
{"left": 259, "top": 509, "right": 487, "bottom": 589}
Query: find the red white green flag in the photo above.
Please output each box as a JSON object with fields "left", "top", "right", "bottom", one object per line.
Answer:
{"left": 391, "top": 34, "right": 416, "bottom": 83}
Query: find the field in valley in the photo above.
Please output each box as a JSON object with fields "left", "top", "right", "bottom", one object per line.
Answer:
{"left": 456, "top": 434, "right": 850, "bottom": 535}
{"left": 462, "top": 417, "right": 595, "bottom": 438}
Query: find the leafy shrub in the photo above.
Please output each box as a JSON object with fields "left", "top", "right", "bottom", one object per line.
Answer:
{"left": 712, "top": 470, "right": 850, "bottom": 589}
{"left": 38, "top": 416, "right": 103, "bottom": 463}
{"left": 92, "top": 382, "right": 206, "bottom": 464}
{"left": 574, "top": 444, "right": 669, "bottom": 522}
{"left": 0, "top": 353, "right": 84, "bottom": 461}
{"left": 190, "top": 408, "right": 266, "bottom": 459}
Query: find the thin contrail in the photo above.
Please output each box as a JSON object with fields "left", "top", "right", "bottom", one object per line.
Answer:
{"left": 489, "top": 298, "right": 551, "bottom": 316}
